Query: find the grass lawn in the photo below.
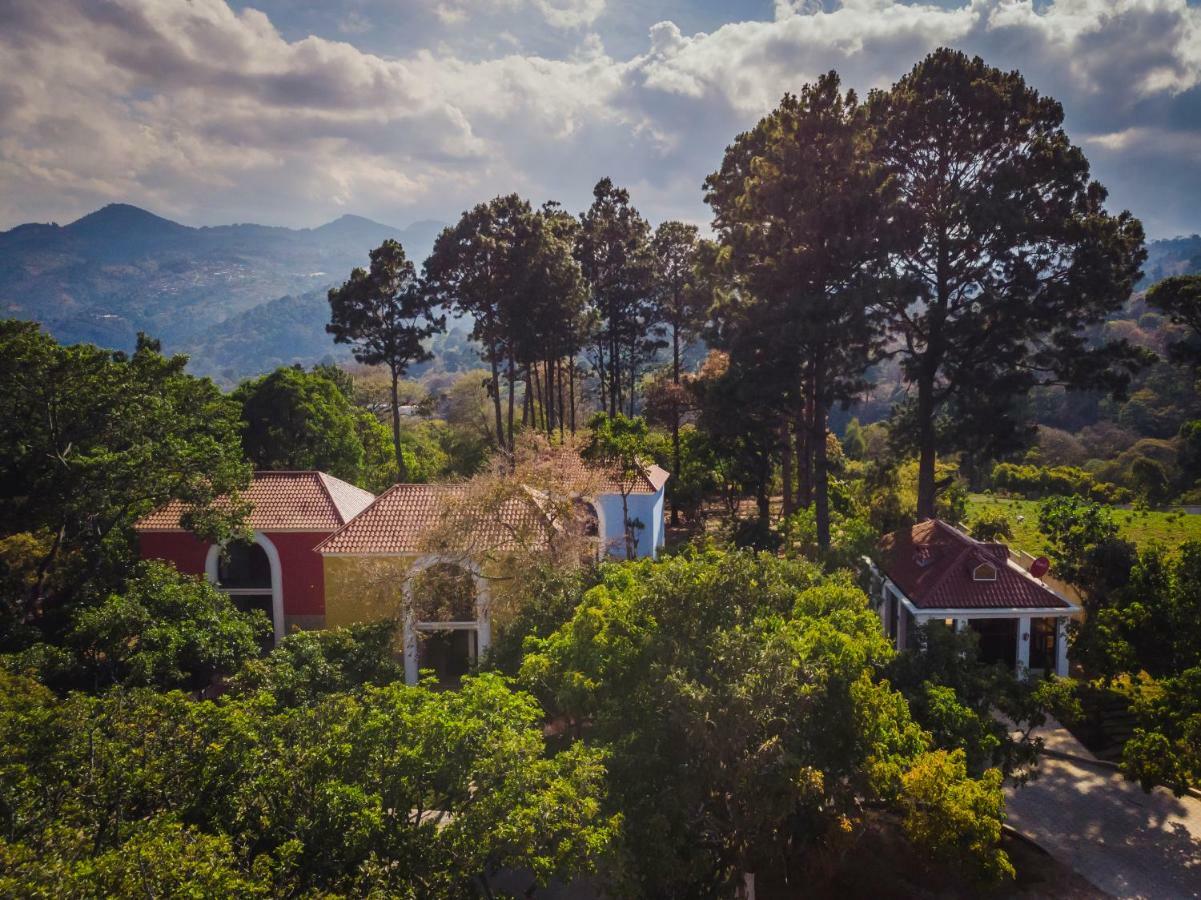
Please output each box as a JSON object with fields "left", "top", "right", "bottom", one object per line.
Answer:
{"left": 964, "top": 494, "right": 1201, "bottom": 555}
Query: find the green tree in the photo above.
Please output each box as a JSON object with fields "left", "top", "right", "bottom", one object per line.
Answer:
{"left": 1146, "top": 274, "right": 1201, "bottom": 371}
{"left": 869, "top": 49, "right": 1146, "bottom": 519}
{"left": 0, "top": 671, "right": 616, "bottom": 897}
{"left": 650, "top": 221, "right": 708, "bottom": 523}
{"left": 64, "top": 561, "right": 266, "bottom": 691}
{"left": 228, "top": 621, "right": 404, "bottom": 706}
{"left": 842, "top": 417, "right": 868, "bottom": 460}
{"left": 233, "top": 366, "right": 365, "bottom": 482}
{"left": 327, "top": 239, "right": 445, "bottom": 482}
{"left": 576, "top": 178, "right": 657, "bottom": 418}
{"left": 583, "top": 413, "right": 653, "bottom": 559}
{"left": 705, "top": 73, "right": 891, "bottom": 548}
{"left": 520, "top": 549, "right": 1011, "bottom": 894}
{"left": 0, "top": 323, "right": 250, "bottom": 642}
{"left": 1123, "top": 667, "right": 1201, "bottom": 796}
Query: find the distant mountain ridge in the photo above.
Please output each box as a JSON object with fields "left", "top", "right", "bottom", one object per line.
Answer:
{"left": 0, "top": 204, "right": 445, "bottom": 371}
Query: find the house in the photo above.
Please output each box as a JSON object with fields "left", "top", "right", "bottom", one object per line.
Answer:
{"left": 316, "top": 482, "right": 547, "bottom": 684}
{"left": 135, "top": 471, "right": 376, "bottom": 645}
{"left": 136, "top": 456, "right": 669, "bottom": 682}
{"left": 867, "top": 519, "right": 1080, "bottom": 677}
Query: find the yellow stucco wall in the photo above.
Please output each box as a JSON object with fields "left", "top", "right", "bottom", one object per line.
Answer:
{"left": 322, "top": 555, "right": 415, "bottom": 629}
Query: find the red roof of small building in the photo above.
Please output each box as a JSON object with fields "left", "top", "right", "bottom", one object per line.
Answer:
{"left": 315, "top": 483, "right": 549, "bottom": 555}
{"left": 878, "top": 519, "right": 1071, "bottom": 611}
{"left": 135, "top": 471, "right": 376, "bottom": 533}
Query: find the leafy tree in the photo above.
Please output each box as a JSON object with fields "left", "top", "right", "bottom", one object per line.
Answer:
{"left": 842, "top": 417, "right": 868, "bottom": 460}
{"left": 328, "top": 239, "right": 445, "bottom": 481}
{"left": 650, "top": 221, "right": 708, "bottom": 522}
{"left": 705, "top": 73, "right": 891, "bottom": 548}
{"left": 868, "top": 49, "right": 1146, "bottom": 518}
{"left": 520, "top": 549, "right": 1011, "bottom": 894}
{"left": 0, "top": 671, "right": 616, "bottom": 897}
{"left": 968, "top": 508, "right": 1014, "bottom": 542}
{"left": 1123, "top": 667, "right": 1201, "bottom": 796}
{"left": 1146, "top": 274, "right": 1201, "bottom": 371}
{"left": 576, "top": 178, "right": 657, "bottom": 418}
{"left": 583, "top": 413, "right": 654, "bottom": 559}
{"left": 63, "top": 561, "right": 265, "bottom": 691}
{"left": 0, "top": 323, "right": 250, "bottom": 643}
{"left": 233, "top": 366, "right": 365, "bottom": 482}
{"left": 229, "top": 620, "right": 404, "bottom": 706}
{"left": 900, "top": 749, "right": 1014, "bottom": 882}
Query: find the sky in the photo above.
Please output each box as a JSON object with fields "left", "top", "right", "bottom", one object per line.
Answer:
{"left": 1, "top": 0, "right": 1199, "bottom": 239}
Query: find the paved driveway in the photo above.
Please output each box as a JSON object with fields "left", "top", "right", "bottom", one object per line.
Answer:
{"left": 1006, "top": 754, "right": 1201, "bottom": 899}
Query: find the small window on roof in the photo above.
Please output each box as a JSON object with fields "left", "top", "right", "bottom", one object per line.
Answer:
{"left": 972, "top": 562, "right": 998, "bottom": 582}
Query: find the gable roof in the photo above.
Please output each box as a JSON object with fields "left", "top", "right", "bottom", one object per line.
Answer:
{"left": 878, "top": 519, "right": 1071, "bottom": 611}
{"left": 135, "top": 471, "right": 376, "bottom": 533}
{"left": 546, "top": 448, "right": 668, "bottom": 495}
{"left": 315, "top": 483, "right": 548, "bottom": 555}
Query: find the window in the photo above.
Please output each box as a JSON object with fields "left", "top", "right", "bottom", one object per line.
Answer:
{"left": 214, "top": 540, "right": 275, "bottom": 650}
{"left": 411, "top": 563, "right": 479, "bottom": 687}
{"left": 972, "top": 562, "right": 998, "bottom": 582}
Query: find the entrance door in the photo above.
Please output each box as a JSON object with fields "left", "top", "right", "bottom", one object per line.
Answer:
{"left": 969, "top": 618, "right": 1018, "bottom": 669}
{"left": 1028, "top": 617, "right": 1058, "bottom": 674}
{"left": 417, "top": 629, "right": 477, "bottom": 687}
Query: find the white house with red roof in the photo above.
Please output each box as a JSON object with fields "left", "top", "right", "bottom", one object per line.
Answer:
{"left": 868, "top": 520, "right": 1080, "bottom": 677}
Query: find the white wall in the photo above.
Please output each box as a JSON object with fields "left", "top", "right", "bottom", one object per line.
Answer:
{"left": 595, "top": 488, "right": 665, "bottom": 560}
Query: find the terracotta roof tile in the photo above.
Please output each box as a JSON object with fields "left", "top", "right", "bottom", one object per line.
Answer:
{"left": 878, "top": 519, "right": 1071, "bottom": 611}
{"left": 135, "top": 471, "right": 375, "bottom": 533}
{"left": 547, "top": 448, "right": 664, "bottom": 495}
{"left": 316, "top": 483, "right": 548, "bottom": 555}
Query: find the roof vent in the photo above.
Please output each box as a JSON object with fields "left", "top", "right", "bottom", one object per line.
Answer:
{"left": 972, "top": 562, "right": 998, "bottom": 582}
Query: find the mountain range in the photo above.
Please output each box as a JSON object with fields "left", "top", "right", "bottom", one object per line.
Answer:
{"left": 1, "top": 204, "right": 1198, "bottom": 385}
{"left": 0, "top": 204, "right": 445, "bottom": 381}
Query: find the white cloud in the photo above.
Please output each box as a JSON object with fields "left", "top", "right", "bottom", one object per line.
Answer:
{"left": 1, "top": 0, "right": 1199, "bottom": 237}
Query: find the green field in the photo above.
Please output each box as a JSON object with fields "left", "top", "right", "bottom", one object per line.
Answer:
{"left": 964, "top": 495, "right": 1201, "bottom": 555}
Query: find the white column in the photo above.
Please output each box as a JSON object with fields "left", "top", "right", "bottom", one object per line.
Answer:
{"left": 1055, "top": 617, "right": 1070, "bottom": 677}
{"left": 954, "top": 618, "right": 968, "bottom": 633}
{"left": 474, "top": 575, "right": 491, "bottom": 659}
{"left": 1017, "top": 616, "right": 1031, "bottom": 675}
{"left": 897, "top": 605, "right": 908, "bottom": 650}
{"left": 403, "top": 579, "right": 419, "bottom": 684}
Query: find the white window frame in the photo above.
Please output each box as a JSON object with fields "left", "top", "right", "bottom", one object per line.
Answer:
{"left": 205, "top": 532, "right": 284, "bottom": 646}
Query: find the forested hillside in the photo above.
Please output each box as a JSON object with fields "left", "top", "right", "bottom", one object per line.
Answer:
{"left": 0, "top": 204, "right": 444, "bottom": 371}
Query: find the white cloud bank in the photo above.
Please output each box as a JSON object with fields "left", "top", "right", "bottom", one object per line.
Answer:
{"left": 1, "top": 0, "right": 1199, "bottom": 237}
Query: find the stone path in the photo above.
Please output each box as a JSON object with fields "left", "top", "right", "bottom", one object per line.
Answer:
{"left": 1006, "top": 750, "right": 1201, "bottom": 899}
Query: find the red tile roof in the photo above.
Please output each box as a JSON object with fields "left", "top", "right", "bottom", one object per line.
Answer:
{"left": 878, "top": 519, "right": 1071, "bottom": 611}
{"left": 315, "top": 483, "right": 549, "bottom": 555}
{"left": 546, "top": 448, "right": 667, "bottom": 495}
{"left": 135, "top": 471, "right": 376, "bottom": 533}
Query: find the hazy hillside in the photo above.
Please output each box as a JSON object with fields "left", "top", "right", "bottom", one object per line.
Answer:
{"left": 0, "top": 204, "right": 444, "bottom": 355}
{"left": 1140, "top": 234, "right": 1201, "bottom": 287}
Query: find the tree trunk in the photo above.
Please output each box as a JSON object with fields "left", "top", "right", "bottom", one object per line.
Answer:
{"left": 568, "top": 355, "right": 577, "bottom": 434}
{"left": 813, "top": 380, "right": 830, "bottom": 551}
{"left": 796, "top": 390, "right": 812, "bottom": 509}
{"left": 488, "top": 349, "right": 503, "bottom": 452}
{"left": 916, "top": 371, "right": 938, "bottom": 520}
{"left": 506, "top": 356, "right": 516, "bottom": 456}
{"left": 670, "top": 323, "right": 681, "bottom": 527}
{"left": 781, "top": 417, "right": 794, "bottom": 518}
{"left": 390, "top": 367, "right": 407, "bottom": 482}
{"left": 557, "top": 358, "right": 566, "bottom": 440}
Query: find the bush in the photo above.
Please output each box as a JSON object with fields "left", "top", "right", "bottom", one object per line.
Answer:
{"left": 967, "top": 508, "right": 1013, "bottom": 542}
{"left": 990, "top": 462, "right": 1130, "bottom": 503}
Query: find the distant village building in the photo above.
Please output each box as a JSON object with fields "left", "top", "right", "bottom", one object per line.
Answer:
{"left": 867, "top": 519, "right": 1079, "bottom": 677}
{"left": 136, "top": 457, "right": 668, "bottom": 684}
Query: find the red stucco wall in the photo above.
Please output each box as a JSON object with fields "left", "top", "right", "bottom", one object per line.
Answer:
{"left": 138, "top": 530, "right": 330, "bottom": 616}
{"left": 265, "top": 532, "right": 328, "bottom": 616}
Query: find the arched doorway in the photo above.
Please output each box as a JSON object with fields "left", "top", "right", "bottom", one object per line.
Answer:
{"left": 206, "top": 533, "right": 283, "bottom": 648}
